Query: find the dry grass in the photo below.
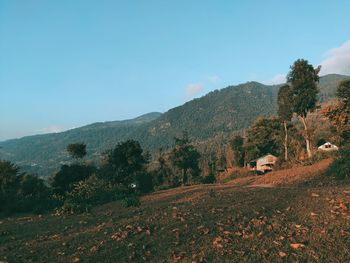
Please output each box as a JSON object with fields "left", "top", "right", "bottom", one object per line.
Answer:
{"left": 1, "top": 158, "right": 349, "bottom": 262}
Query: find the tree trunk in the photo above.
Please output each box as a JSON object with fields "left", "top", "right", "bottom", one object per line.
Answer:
{"left": 301, "top": 116, "right": 312, "bottom": 158}
{"left": 283, "top": 120, "right": 288, "bottom": 161}
{"left": 182, "top": 168, "right": 188, "bottom": 185}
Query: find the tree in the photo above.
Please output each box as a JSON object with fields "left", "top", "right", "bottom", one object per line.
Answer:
{"left": 51, "top": 164, "right": 95, "bottom": 194}
{"left": 245, "top": 117, "right": 282, "bottom": 161}
{"left": 102, "top": 140, "right": 148, "bottom": 188}
{"left": 322, "top": 79, "right": 350, "bottom": 143}
{"left": 154, "top": 149, "right": 171, "bottom": 187}
{"left": 170, "top": 132, "right": 201, "bottom": 185}
{"left": 287, "top": 59, "right": 320, "bottom": 158}
{"left": 230, "top": 135, "right": 245, "bottom": 167}
{"left": 0, "top": 160, "right": 21, "bottom": 207}
{"left": 277, "top": 85, "right": 294, "bottom": 161}
{"left": 67, "top": 143, "right": 87, "bottom": 160}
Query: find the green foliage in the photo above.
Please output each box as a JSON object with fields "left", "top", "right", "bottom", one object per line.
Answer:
{"left": 153, "top": 150, "right": 172, "bottom": 187}
{"left": 208, "top": 189, "right": 217, "bottom": 197}
{"left": 230, "top": 135, "right": 245, "bottom": 167}
{"left": 170, "top": 132, "right": 201, "bottom": 185}
{"left": 287, "top": 59, "right": 320, "bottom": 117}
{"left": 67, "top": 143, "right": 87, "bottom": 160}
{"left": 135, "top": 172, "right": 153, "bottom": 193}
{"left": 326, "top": 148, "right": 350, "bottom": 179}
{"left": 0, "top": 75, "right": 347, "bottom": 177}
{"left": 277, "top": 84, "right": 293, "bottom": 121}
{"left": 201, "top": 174, "right": 216, "bottom": 184}
{"left": 337, "top": 79, "right": 350, "bottom": 106}
{"left": 245, "top": 117, "right": 282, "bottom": 161}
{"left": 51, "top": 164, "right": 95, "bottom": 194}
{"left": 322, "top": 79, "right": 350, "bottom": 144}
{"left": 0, "top": 160, "right": 21, "bottom": 199}
{"left": 61, "top": 176, "right": 115, "bottom": 213}
{"left": 102, "top": 140, "right": 148, "bottom": 187}
{"left": 121, "top": 195, "right": 140, "bottom": 208}
{"left": 0, "top": 160, "right": 52, "bottom": 214}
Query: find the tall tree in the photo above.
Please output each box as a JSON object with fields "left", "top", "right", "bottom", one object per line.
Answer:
{"left": 0, "top": 160, "right": 21, "bottom": 201}
{"left": 67, "top": 143, "right": 87, "bottom": 160}
{"left": 103, "top": 140, "right": 148, "bottom": 187}
{"left": 170, "top": 132, "right": 201, "bottom": 185}
{"left": 245, "top": 117, "right": 282, "bottom": 162}
{"left": 322, "top": 79, "right": 350, "bottom": 143}
{"left": 230, "top": 135, "right": 245, "bottom": 167}
{"left": 287, "top": 59, "right": 320, "bottom": 158}
{"left": 154, "top": 148, "right": 171, "bottom": 186}
{"left": 277, "top": 85, "right": 293, "bottom": 161}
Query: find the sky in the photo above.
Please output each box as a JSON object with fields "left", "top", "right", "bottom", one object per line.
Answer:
{"left": 1, "top": 1, "right": 350, "bottom": 141}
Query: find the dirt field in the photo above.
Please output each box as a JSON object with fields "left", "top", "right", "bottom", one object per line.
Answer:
{"left": 1, "top": 159, "right": 350, "bottom": 262}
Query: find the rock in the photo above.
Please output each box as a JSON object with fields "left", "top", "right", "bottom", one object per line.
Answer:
{"left": 311, "top": 193, "right": 320, "bottom": 197}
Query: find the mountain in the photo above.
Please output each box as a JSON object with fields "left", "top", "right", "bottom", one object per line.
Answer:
{"left": 0, "top": 112, "right": 162, "bottom": 177}
{"left": 0, "top": 74, "right": 348, "bottom": 177}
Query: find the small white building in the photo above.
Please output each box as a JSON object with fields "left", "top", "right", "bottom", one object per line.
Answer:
{"left": 248, "top": 154, "right": 278, "bottom": 174}
{"left": 318, "top": 142, "right": 339, "bottom": 152}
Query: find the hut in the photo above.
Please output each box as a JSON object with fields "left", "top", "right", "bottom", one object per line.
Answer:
{"left": 248, "top": 154, "right": 278, "bottom": 174}
{"left": 318, "top": 142, "right": 339, "bottom": 152}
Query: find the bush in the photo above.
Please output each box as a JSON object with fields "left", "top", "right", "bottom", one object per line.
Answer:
{"left": 303, "top": 151, "right": 334, "bottom": 166}
{"left": 60, "top": 176, "right": 114, "bottom": 213}
{"left": 121, "top": 195, "right": 140, "bottom": 208}
{"left": 51, "top": 164, "right": 95, "bottom": 195}
{"left": 135, "top": 172, "right": 154, "bottom": 193}
{"left": 171, "top": 176, "right": 181, "bottom": 188}
{"left": 1, "top": 161, "right": 55, "bottom": 214}
{"left": 16, "top": 175, "right": 53, "bottom": 213}
{"left": 201, "top": 174, "right": 216, "bottom": 184}
{"left": 327, "top": 148, "right": 350, "bottom": 180}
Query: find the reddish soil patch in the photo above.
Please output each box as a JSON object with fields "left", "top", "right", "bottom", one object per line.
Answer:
{"left": 253, "top": 158, "right": 332, "bottom": 186}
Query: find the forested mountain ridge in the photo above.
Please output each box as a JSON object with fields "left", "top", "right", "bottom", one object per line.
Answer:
{"left": 0, "top": 74, "right": 348, "bottom": 177}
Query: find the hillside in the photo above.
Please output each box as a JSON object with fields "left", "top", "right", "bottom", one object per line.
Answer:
{"left": 0, "top": 112, "right": 162, "bottom": 177}
{"left": 1, "top": 159, "right": 350, "bottom": 262}
{"left": 0, "top": 74, "right": 348, "bottom": 177}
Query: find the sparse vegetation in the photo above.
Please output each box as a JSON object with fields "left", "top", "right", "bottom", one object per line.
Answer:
{"left": 326, "top": 147, "right": 350, "bottom": 179}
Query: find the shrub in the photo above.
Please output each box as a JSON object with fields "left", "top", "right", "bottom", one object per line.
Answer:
{"left": 135, "top": 172, "right": 154, "bottom": 193}
{"left": 303, "top": 151, "right": 334, "bottom": 166}
{"left": 121, "top": 195, "right": 140, "bottom": 208}
{"left": 61, "top": 176, "right": 114, "bottom": 213}
{"left": 201, "top": 174, "right": 216, "bottom": 184}
{"left": 327, "top": 148, "right": 350, "bottom": 180}
{"left": 51, "top": 164, "right": 95, "bottom": 195}
{"left": 208, "top": 189, "right": 217, "bottom": 197}
{"left": 16, "top": 175, "right": 53, "bottom": 213}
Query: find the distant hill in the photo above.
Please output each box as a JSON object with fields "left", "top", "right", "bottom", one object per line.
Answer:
{"left": 0, "top": 112, "right": 162, "bottom": 177}
{"left": 0, "top": 74, "right": 348, "bottom": 177}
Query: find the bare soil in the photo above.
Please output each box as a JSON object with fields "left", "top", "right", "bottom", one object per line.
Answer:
{"left": 1, "top": 159, "right": 350, "bottom": 262}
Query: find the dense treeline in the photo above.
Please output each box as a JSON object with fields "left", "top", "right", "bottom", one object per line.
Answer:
{"left": 0, "top": 133, "right": 204, "bottom": 214}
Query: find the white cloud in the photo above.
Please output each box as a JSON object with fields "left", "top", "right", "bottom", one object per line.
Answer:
{"left": 207, "top": 75, "right": 221, "bottom": 83}
{"left": 262, "top": 74, "right": 286, "bottom": 85}
{"left": 320, "top": 39, "right": 350, "bottom": 76}
{"left": 185, "top": 83, "right": 204, "bottom": 100}
{"left": 37, "top": 126, "right": 65, "bottom": 134}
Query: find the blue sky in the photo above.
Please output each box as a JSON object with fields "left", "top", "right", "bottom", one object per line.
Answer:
{"left": 1, "top": 1, "right": 350, "bottom": 141}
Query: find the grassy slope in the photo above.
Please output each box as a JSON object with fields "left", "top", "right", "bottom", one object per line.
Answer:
{"left": 1, "top": 159, "right": 350, "bottom": 262}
